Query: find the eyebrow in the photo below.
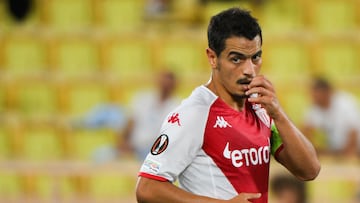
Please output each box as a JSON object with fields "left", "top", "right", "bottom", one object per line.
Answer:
{"left": 228, "top": 50, "right": 262, "bottom": 59}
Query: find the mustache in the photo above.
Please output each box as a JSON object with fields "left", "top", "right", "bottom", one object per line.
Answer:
{"left": 236, "top": 78, "right": 253, "bottom": 85}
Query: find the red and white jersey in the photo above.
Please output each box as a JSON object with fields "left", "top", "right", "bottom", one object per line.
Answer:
{"left": 139, "top": 86, "right": 283, "bottom": 203}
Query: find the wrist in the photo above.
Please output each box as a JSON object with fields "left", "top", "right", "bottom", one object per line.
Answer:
{"left": 270, "top": 107, "right": 287, "bottom": 122}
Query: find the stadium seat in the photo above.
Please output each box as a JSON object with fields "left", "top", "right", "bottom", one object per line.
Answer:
{"left": 100, "top": 37, "right": 152, "bottom": 78}
{"left": 14, "top": 80, "right": 58, "bottom": 118}
{"left": 156, "top": 35, "right": 207, "bottom": 76}
{"left": 276, "top": 86, "right": 311, "bottom": 125}
{"left": 44, "top": 0, "right": 93, "bottom": 32}
{"left": 171, "top": 0, "right": 201, "bottom": 23}
{"left": 23, "top": 174, "right": 78, "bottom": 201}
{"left": 68, "top": 128, "right": 116, "bottom": 161}
{"left": 87, "top": 173, "right": 137, "bottom": 200}
{"left": 53, "top": 36, "right": 100, "bottom": 78}
{"left": 311, "top": 0, "right": 357, "bottom": 34}
{"left": 62, "top": 81, "right": 110, "bottom": 117}
{"left": 94, "top": 0, "right": 144, "bottom": 32}
{"left": 0, "top": 1, "right": 8, "bottom": 28}
{"left": 0, "top": 170, "right": 22, "bottom": 199}
{"left": 2, "top": 35, "right": 47, "bottom": 77}
{"left": 0, "top": 84, "right": 5, "bottom": 113}
{"left": 308, "top": 178, "right": 358, "bottom": 202}
{"left": 259, "top": 0, "right": 307, "bottom": 34}
{"left": 312, "top": 41, "right": 359, "bottom": 83}
{"left": 20, "top": 125, "right": 64, "bottom": 161}
{"left": 261, "top": 39, "right": 311, "bottom": 81}
{"left": 0, "top": 127, "right": 11, "bottom": 160}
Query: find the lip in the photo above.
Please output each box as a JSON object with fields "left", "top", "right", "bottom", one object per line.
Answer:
{"left": 238, "top": 84, "right": 249, "bottom": 91}
{"left": 236, "top": 80, "right": 252, "bottom": 85}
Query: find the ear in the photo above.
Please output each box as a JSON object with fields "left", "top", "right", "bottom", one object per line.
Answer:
{"left": 206, "top": 48, "right": 217, "bottom": 69}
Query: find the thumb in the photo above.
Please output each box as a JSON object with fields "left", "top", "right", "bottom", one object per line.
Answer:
{"left": 243, "top": 193, "right": 261, "bottom": 200}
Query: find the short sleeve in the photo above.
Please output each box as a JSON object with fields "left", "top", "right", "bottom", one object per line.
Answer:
{"left": 138, "top": 107, "right": 208, "bottom": 183}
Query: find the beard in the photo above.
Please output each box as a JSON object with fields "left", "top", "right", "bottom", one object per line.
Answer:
{"left": 230, "top": 92, "right": 248, "bottom": 103}
{"left": 230, "top": 77, "right": 253, "bottom": 102}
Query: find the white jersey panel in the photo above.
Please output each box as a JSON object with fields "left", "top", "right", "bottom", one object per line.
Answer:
{"left": 179, "top": 149, "right": 237, "bottom": 199}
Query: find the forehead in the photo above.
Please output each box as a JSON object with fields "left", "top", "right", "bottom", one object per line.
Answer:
{"left": 222, "top": 35, "right": 262, "bottom": 55}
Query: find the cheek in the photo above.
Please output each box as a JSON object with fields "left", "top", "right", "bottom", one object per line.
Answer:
{"left": 220, "top": 63, "right": 238, "bottom": 79}
{"left": 223, "top": 69, "right": 241, "bottom": 89}
{"left": 217, "top": 64, "right": 236, "bottom": 84}
{"left": 254, "top": 60, "right": 262, "bottom": 74}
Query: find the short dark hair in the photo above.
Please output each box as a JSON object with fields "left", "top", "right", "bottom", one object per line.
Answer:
{"left": 312, "top": 76, "right": 332, "bottom": 90}
{"left": 207, "top": 7, "right": 262, "bottom": 56}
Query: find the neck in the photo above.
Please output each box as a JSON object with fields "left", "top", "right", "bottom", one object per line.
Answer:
{"left": 205, "top": 78, "right": 246, "bottom": 112}
{"left": 159, "top": 92, "right": 170, "bottom": 103}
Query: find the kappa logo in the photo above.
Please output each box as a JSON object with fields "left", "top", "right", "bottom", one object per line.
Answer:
{"left": 168, "top": 113, "right": 181, "bottom": 126}
{"left": 213, "top": 116, "right": 232, "bottom": 128}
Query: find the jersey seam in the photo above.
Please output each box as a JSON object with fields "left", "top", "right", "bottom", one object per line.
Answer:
{"left": 207, "top": 157, "right": 218, "bottom": 198}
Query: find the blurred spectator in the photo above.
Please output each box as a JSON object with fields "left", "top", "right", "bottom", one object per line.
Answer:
{"left": 72, "top": 104, "right": 127, "bottom": 132}
{"left": 70, "top": 103, "right": 128, "bottom": 163}
{"left": 144, "top": 0, "right": 172, "bottom": 20}
{"left": 303, "top": 77, "right": 360, "bottom": 157}
{"left": 121, "top": 70, "right": 180, "bottom": 161}
{"left": 271, "top": 174, "right": 307, "bottom": 203}
{"left": 6, "top": 0, "right": 33, "bottom": 22}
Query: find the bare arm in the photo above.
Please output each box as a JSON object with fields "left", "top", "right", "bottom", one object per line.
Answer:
{"left": 270, "top": 108, "right": 321, "bottom": 180}
{"left": 136, "top": 177, "right": 261, "bottom": 203}
{"left": 247, "top": 76, "right": 321, "bottom": 181}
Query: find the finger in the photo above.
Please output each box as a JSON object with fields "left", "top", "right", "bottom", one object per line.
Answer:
{"left": 249, "top": 75, "right": 274, "bottom": 91}
{"left": 245, "top": 86, "right": 270, "bottom": 98}
{"left": 242, "top": 192, "right": 262, "bottom": 200}
{"left": 248, "top": 75, "right": 266, "bottom": 88}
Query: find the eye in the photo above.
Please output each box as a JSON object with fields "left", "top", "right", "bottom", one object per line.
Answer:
{"left": 231, "top": 57, "right": 241, "bottom": 64}
{"left": 252, "top": 54, "right": 262, "bottom": 63}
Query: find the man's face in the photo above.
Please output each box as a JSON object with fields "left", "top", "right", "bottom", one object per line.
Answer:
{"left": 213, "top": 35, "right": 262, "bottom": 98}
{"left": 311, "top": 87, "right": 331, "bottom": 109}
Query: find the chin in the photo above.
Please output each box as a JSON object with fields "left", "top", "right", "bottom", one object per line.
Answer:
{"left": 231, "top": 93, "right": 247, "bottom": 101}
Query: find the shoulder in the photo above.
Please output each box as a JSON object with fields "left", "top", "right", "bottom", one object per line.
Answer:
{"left": 178, "top": 86, "right": 217, "bottom": 111}
{"left": 162, "top": 86, "right": 218, "bottom": 129}
{"left": 332, "top": 92, "right": 359, "bottom": 111}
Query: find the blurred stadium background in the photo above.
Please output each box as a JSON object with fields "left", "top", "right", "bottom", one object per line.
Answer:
{"left": 0, "top": 0, "right": 359, "bottom": 202}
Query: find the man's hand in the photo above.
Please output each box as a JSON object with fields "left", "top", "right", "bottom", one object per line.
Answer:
{"left": 246, "top": 76, "right": 321, "bottom": 181}
{"left": 246, "top": 75, "right": 282, "bottom": 119}
{"left": 229, "top": 193, "right": 261, "bottom": 203}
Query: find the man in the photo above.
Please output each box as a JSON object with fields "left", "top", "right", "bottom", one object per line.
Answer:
{"left": 136, "top": 8, "right": 320, "bottom": 203}
{"left": 303, "top": 77, "right": 360, "bottom": 156}
{"left": 271, "top": 174, "right": 307, "bottom": 203}
{"left": 121, "top": 70, "right": 180, "bottom": 160}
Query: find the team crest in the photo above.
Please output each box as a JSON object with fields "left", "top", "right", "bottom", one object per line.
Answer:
{"left": 151, "top": 134, "right": 169, "bottom": 155}
{"left": 255, "top": 108, "right": 271, "bottom": 128}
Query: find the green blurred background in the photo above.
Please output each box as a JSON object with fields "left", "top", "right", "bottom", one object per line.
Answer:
{"left": 0, "top": 0, "right": 359, "bottom": 202}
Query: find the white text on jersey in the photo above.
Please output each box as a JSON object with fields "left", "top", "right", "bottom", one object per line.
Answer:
{"left": 213, "top": 116, "right": 232, "bottom": 128}
{"left": 223, "top": 142, "right": 270, "bottom": 167}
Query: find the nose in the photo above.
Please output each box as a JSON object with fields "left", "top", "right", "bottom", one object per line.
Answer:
{"left": 243, "top": 58, "right": 256, "bottom": 77}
